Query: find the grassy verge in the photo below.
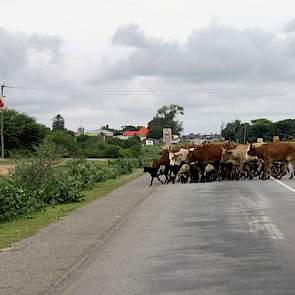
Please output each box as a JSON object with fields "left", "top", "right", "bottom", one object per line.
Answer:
{"left": 0, "top": 158, "right": 15, "bottom": 165}
{"left": 0, "top": 168, "right": 143, "bottom": 250}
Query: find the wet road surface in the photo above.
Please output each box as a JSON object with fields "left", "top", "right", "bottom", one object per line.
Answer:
{"left": 57, "top": 178, "right": 295, "bottom": 295}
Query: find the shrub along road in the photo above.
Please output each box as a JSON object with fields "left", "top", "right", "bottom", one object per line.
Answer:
{"left": 0, "top": 169, "right": 143, "bottom": 250}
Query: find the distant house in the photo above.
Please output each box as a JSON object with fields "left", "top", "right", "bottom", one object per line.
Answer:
{"left": 84, "top": 129, "right": 114, "bottom": 140}
{"left": 183, "top": 133, "right": 224, "bottom": 144}
{"left": 99, "top": 130, "right": 114, "bottom": 137}
{"left": 122, "top": 127, "right": 149, "bottom": 140}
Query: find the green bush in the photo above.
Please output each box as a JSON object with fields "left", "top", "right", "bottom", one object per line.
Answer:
{"left": 0, "top": 177, "right": 40, "bottom": 222}
{"left": 76, "top": 135, "right": 143, "bottom": 159}
{"left": 103, "top": 145, "right": 121, "bottom": 158}
{"left": 108, "top": 159, "right": 133, "bottom": 175}
{"left": 120, "top": 148, "right": 136, "bottom": 158}
{"left": 79, "top": 143, "right": 121, "bottom": 158}
{"left": 42, "top": 170, "right": 82, "bottom": 204}
{"left": 45, "top": 130, "right": 78, "bottom": 157}
{"left": 107, "top": 137, "right": 142, "bottom": 157}
{"left": 3, "top": 109, "right": 49, "bottom": 156}
{"left": 0, "top": 143, "right": 146, "bottom": 222}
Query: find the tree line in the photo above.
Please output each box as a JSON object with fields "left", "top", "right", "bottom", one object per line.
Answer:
{"left": 221, "top": 118, "right": 295, "bottom": 142}
{"left": 2, "top": 104, "right": 185, "bottom": 157}
{"left": 1, "top": 110, "right": 142, "bottom": 158}
{"left": 96, "top": 104, "right": 185, "bottom": 140}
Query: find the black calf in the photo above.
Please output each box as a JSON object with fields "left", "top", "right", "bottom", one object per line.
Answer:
{"left": 143, "top": 166, "right": 164, "bottom": 186}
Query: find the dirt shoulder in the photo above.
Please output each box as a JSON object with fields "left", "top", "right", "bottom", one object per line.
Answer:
{"left": 0, "top": 164, "right": 14, "bottom": 175}
{"left": 0, "top": 174, "right": 159, "bottom": 295}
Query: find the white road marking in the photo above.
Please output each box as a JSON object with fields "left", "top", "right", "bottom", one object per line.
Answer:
{"left": 244, "top": 212, "right": 284, "bottom": 240}
{"left": 233, "top": 190, "right": 285, "bottom": 240}
{"left": 271, "top": 176, "right": 295, "bottom": 193}
{"left": 248, "top": 177, "right": 295, "bottom": 240}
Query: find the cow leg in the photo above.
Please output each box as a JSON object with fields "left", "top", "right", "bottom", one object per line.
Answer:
{"left": 234, "top": 166, "right": 240, "bottom": 180}
{"left": 280, "top": 161, "right": 289, "bottom": 179}
{"left": 274, "top": 161, "right": 287, "bottom": 179}
{"left": 167, "top": 168, "right": 173, "bottom": 184}
{"left": 164, "top": 172, "right": 169, "bottom": 184}
{"left": 248, "top": 166, "right": 253, "bottom": 180}
{"left": 157, "top": 175, "right": 163, "bottom": 184}
{"left": 164, "top": 165, "right": 170, "bottom": 183}
{"left": 289, "top": 161, "right": 295, "bottom": 179}
{"left": 150, "top": 176, "right": 154, "bottom": 186}
{"left": 218, "top": 166, "right": 222, "bottom": 181}
{"left": 243, "top": 164, "right": 249, "bottom": 180}
{"left": 264, "top": 162, "right": 272, "bottom": 180}
{"left": 257, "top": 162, "right": 265, "bottom": 179}
{"left": 165, "top": 174, "right": 169, "bottom": 183}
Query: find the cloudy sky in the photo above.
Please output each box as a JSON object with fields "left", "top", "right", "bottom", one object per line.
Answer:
{"left": 1, "top": 0, "right": 295, "bottom": 133}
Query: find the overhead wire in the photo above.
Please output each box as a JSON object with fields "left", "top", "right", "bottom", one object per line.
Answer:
{"left": 3, "top": 81, "right": 295, "bottom": 96}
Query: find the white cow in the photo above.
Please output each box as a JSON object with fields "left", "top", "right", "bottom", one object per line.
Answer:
{"left": 169, "top": 148, "right": 189, "bottom": 166}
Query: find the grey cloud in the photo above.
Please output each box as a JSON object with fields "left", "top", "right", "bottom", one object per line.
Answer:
{"left": 28, "top": 33, "right": 64, "bottom": 62}
{"left": 285, "top": 19, "right": 295, "bottom": 33}
{"left": 0, "top": 27, "right": 79, "bottom": 130}
{"left": 0, "top": 27, "right": 64, "bottom": 79}
{"left": 112, "top": 23, "right": 147, "bottom": 48}
{"left": 106, "top": 22, "right": 295, "bottom": 82}
{"left": 0, "top": 28, "right": 27, "bottom": 78}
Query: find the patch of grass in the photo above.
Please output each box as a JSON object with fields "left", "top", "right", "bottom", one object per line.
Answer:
{"left": 86, "top": 158, "right": 109, "bottom": 167}
{"left": 0, "top": 169, "right": 143, "bottom": 250}
{"left": 0, "top": 159, "right": 15, "bottom": 165}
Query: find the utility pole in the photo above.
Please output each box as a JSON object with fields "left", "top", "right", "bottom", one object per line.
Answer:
{"left": 220, "top": 121, "right": 224, "bottom": 134}
{"left": 243, "top": 123, "right": 247, "bottom": 144}
{"left": 0, "top": 84, "right": 6, "bottom": 158}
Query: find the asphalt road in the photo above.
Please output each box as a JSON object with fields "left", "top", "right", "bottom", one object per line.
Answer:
{"left": 2, "top": 176, "right": 295, "bottom": 294}
{"left": 58, "top": 177, "right": 295, "bottom": 295}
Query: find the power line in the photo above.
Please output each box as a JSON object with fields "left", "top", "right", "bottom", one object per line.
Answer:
{"left": 4, "top": 82, "right": 295, "bottom": 96}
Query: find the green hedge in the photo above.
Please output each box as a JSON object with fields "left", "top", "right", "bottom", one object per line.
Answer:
{"left": 0, "top": 157, "right": 146, "bottom": 223}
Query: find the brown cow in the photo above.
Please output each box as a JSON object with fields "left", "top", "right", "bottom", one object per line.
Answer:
{"left": 186, "top": 144, "right": 224, "bottom": 181}
{"left": 154, "top": 149, "right": 170, "bottom": 166}
{"left": 152, "top": 149, "right": 170, "bottom": 183}
{"left": 248, "top": 143, "right": 295, "bottom": 179}
{"left": 187, "top": 143, "right": 236, "bottom": 164}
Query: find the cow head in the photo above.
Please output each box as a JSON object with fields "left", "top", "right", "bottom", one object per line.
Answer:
{"left": 158, "top": 149, "right": 170, "bottom": 165}
{"left": 187, "top": 151, "right": 193, "bottom": 163}
{"left": 169, "top": 152, "right": 177, "bottom": 166}
{"left": 220, "top": 149, "right": 233, "bottom": 163}
{"left": 187, "top": 149, "right": 198, "bottom": 163}
{"left": 247, "top": 144, "right": 256, "bottom": 157}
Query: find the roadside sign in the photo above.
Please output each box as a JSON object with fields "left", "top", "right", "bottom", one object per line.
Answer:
{"left": 145, "top": 139, "right": 154, "bottom": 146}
{"left": 163, "top": 128, "right": 172, "bottom": 143}
{"left": 273, "top": 136, "right": 280, "bottom": 143}
{"left": 257, "top": 138, "right": 263, "bottom": 143}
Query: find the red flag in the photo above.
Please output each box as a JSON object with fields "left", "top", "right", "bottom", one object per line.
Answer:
{"left": 0, "top": 97, "right": 4, "bottom": 109}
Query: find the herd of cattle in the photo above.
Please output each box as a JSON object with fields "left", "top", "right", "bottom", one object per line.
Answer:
{"left": 144, "top": 142, "right": 295, "bottom": 186}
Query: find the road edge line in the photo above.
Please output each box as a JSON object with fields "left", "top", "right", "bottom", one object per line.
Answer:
{"left": 271, "top": 176, "right": 295, "bottom": 193}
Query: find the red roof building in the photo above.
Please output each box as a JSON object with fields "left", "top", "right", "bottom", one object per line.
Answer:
{"left": 122, "top": 127, "right": 148, "bottom": 137}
